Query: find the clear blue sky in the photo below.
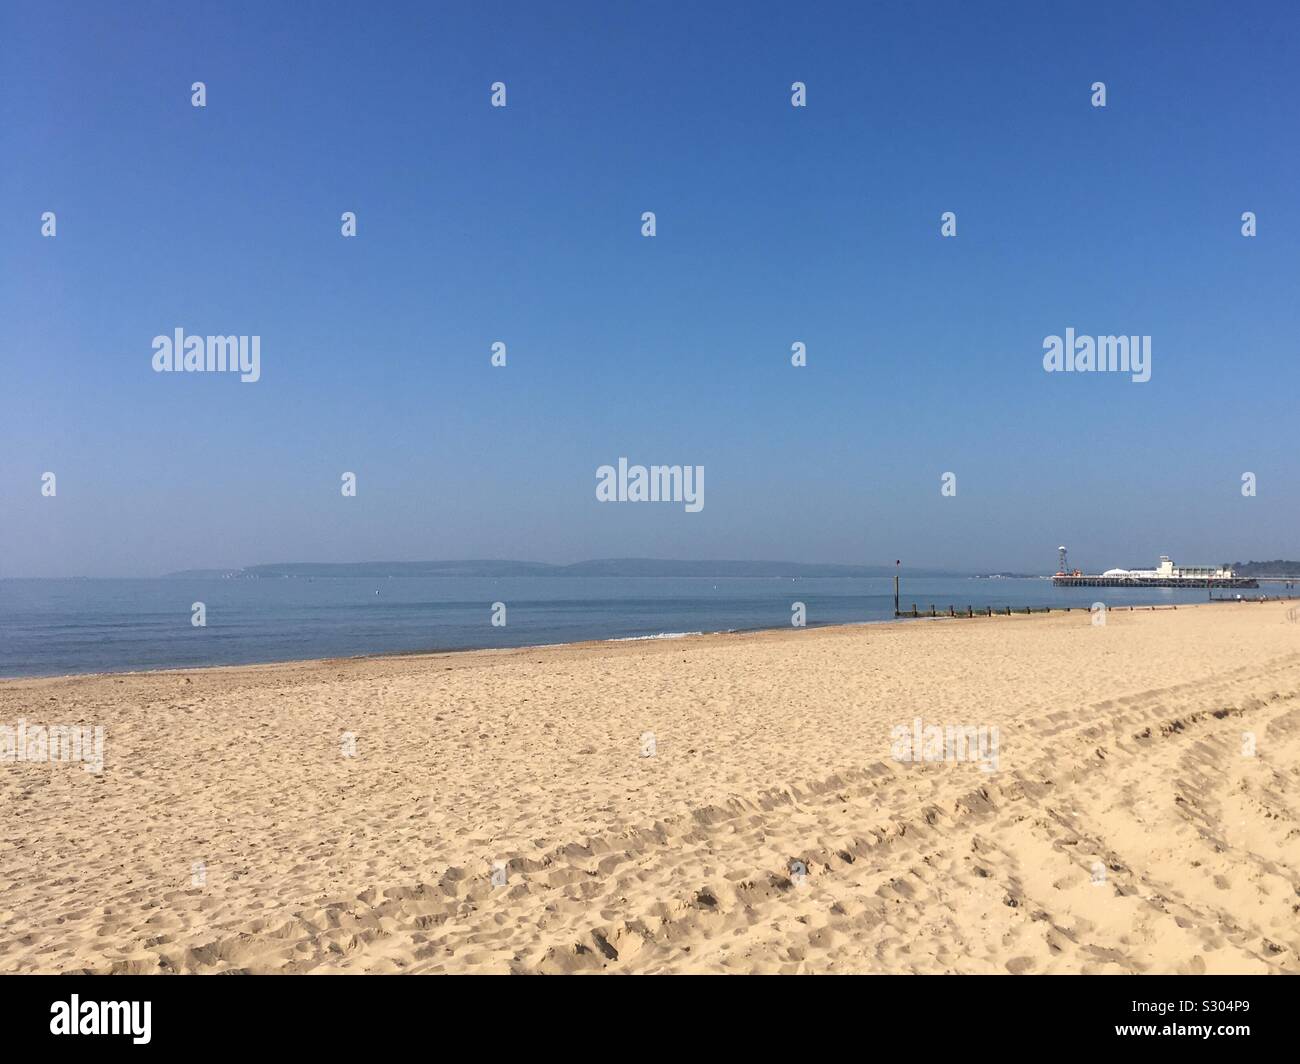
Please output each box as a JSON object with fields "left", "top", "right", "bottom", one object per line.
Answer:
{"left": 2, "top": 0, "right": 1297, "bottom": 577}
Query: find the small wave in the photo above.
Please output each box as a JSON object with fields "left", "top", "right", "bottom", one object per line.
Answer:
{"left": 610, "top": 631, "right": 705, "bottom": 641}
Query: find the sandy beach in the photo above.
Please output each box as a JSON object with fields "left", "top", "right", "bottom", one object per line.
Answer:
{"left": 1, "top": 601, "right": 1297, "bottom": 974}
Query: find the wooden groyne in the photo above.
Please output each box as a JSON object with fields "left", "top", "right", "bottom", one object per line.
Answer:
{"left": 893, "top": 594, "right": 1300, "bottom": 619}
{"left": 895, "top": 604, "right": 1056, "bottom": 618}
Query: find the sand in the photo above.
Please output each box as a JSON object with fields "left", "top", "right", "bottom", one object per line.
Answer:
{"left": 1, "top": 601, "right": 1298, "bottom": 974}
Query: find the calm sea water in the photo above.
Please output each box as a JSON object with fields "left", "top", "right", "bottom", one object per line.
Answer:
{"left": 0, "top": 576, "right": 1235, "bottom": 679}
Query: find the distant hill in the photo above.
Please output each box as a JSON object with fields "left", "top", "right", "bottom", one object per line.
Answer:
{"left": 163, "top": 558, "right": 968, "bottom": 579}
{"left": 556, "top": 559, "right": 935, "bottom": 578}
{"left": 1227, "top": 560, "right": 1300, "bottom": 576}
{"left": 161, "top": 568, "right": 242, "bottom": 579}
{"left": 253, "top": 560, "right": 556, "bottom": 578}
{"left": 972, "top": 572, "right": 1041, "bottom": 580}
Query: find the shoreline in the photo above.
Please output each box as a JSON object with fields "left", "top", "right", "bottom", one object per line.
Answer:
{"left": 0, "top": 598, "right": 1251, "bottom": 686}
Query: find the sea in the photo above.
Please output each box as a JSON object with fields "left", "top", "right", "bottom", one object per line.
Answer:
{"left": 0, "top": 576, "right": 1249, "bottom": 679}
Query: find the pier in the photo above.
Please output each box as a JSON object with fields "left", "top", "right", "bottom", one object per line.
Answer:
{"left": 1052, "top": 575, "right": 1258, "bottom": 589}
{"left": 1051, "top": 549, "right": 1257, "bottom": 589}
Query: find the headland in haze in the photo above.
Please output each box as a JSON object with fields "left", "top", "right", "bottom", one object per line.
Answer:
{"left": 161, "top": 559, "right": 968, "bottom": 580}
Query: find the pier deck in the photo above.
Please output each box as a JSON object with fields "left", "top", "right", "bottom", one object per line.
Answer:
{"left": 1052, "top": 575, "right": 1258, "bottom": 589}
